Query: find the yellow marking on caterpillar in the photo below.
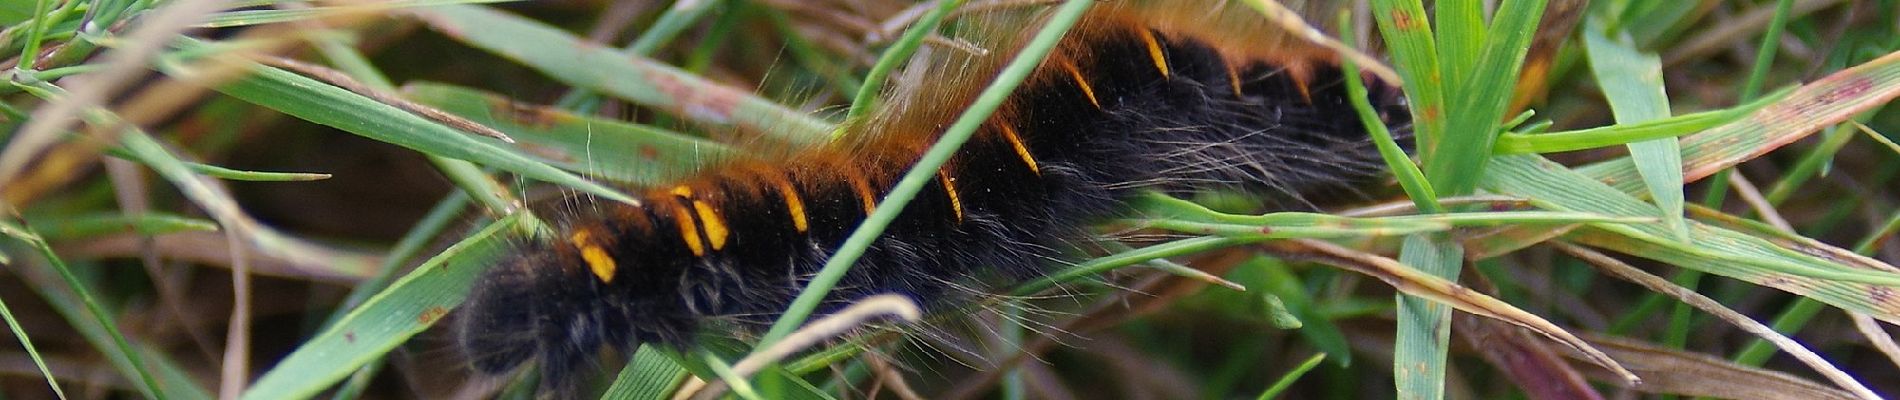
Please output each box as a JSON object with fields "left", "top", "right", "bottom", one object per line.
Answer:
{"left": 691, "top": 200, "right": 729, "bottom": 250}
{"left": 568, "top": 229, "right": 617, "bottom": 283}
{"left": 997, "top": 124, "right": 1040, "bottom": 175}
{"left": 668, "top": 184, "right": 727, "bottom": 251}
{"left": 1137, "top": 29, "right": 1170, "bottom": 79}
{"left": 1060, "top": 61, "right": 1101, "bottom": 108}
{"left": 1225, "top": 62, "right": 1243, "bottom": 98}
{"left": 668, "top": 204, "right": 705, "bottom": 257}
{"left": 762, "top": 173, "right": 808, "bottom": 233}
{"left": 937, "top": 170, "right": 963, "bottom": 223}
{"left": 842, "top": 169, "right": 877, "bottom": 215}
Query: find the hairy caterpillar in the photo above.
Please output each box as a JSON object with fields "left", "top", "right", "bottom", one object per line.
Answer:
{"left": 457, "top": 2, "right": 1410, "bottom": 394}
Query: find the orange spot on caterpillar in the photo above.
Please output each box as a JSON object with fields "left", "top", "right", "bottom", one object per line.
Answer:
{"left": 1293, "top": 75, "right": 1314, "bottom": 104}
{"left": 1060, "top": 60, "right": 1102, "bottom": 108}
{"left": 937, "top": 170, "right": 963, "bottom": 223}
{"left": 842, "top": 168, "right": 878, "bottom": 215}
{"left": 668, "top": 203, "right": 705, "bottom": 256}
{"left": 692, "top": 200, "right": 729, "bottom": 250}
{"left": 569, "top": 229, "right": 617, "bottom": 283}
{"left": 997, "top": 124, "right": 1040, "bottom": 175}
{"left": 760, "top": 171, "right": 808, "bottom": 233}
{"left": 1137, "top": 28, "right": 1170, "bottom": 79}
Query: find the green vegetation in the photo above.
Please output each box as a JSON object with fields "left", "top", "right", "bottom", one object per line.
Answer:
{"left": 0, "top": 0, "right": 1896, "bottom": 399}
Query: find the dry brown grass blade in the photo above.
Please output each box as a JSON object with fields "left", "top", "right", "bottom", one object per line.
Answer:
{"left": 683, "top": 295, "right": 921, "bottom": 400}
{"left": 1568, "top": 334, "right": 1858, "bottom": 400}
{"left": 1554, "top": 242, "right": 1879, "bottom": 399}
{"left": 1268, "top": 239, "right": 1641, "bottom": 386}
{"left": 1455, "top": 312, "right": 1603, "bottom": 400}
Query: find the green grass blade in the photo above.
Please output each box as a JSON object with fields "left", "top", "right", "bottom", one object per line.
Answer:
{"left": 842, "top": 0, "right": 963, "bottom": 123}
{"left": 1483, "top": 155, "right": 1900, "bottom": 321}
{"left": 1391, "top": 234, "right": 1460, "bottom": 400}
{"left": 1369, "top": 0, "right": 1445, "bottom": 145}
{"left": 754, "top": 0, "right": 1096, "bottom": 348}
{"left": 1583, "top": 19, "right": 1687, "bottom": 241}
{"left": 0, "top": 221, "right": 197, "bottom": 400}
{"left": 411, "top": 4, "right": 833, "bottom": 143}
{"left": 598, "top": 346, "right": 690, "bottom": 400}
{"left": 1493, "top": 96, "right": 1777, "bottom": 154}
{"left": 1256, "top": 353, "right": 1327, "bottom": 400}
{"left": 1578, "top": 50, "right": 1900, "bottom": 193}
{"left": 1425, "top": 0, "right": 1545, "bottom": 195}
{"left": 197, "top": 0, "right": 519, "bottom": 28}
{"left": 0, "top": 277, "right": 68, "bottom": 399}
{"left": 181, "top": 162, "right": 332, "bottom": 181}
{"left": 241, "top": 213, "right": 520, "bottom": 400}
{"left": 403, "top": 82, "right": 731, "bottom": 185}
{"left": 157, "top": 42, "right": 639, "bottom": 206}
{"left": 29, "top": 212, "right": 218, "bottom": 241}
{"left": 1341, "top": 11, "right": 1438, "bottom": 213}
{"left": 1739, "top": 0, "right": 1798, "bottom": 101}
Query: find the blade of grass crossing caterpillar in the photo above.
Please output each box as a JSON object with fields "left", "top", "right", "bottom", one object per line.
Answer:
{"left": 1583, "top": 18, "right": 1688, "bottom": 242}
{"left": 754, "top": 0, "right": 1097, "bottom": 349}
{"left": 242, "top": 213, "right": 521, "bottom": 400}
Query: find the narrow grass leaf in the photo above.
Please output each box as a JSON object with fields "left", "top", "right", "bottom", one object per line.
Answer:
{"left": 156, "top": 43, "right": 638, "bottom": 206}
{"left": 0, "top": 284, "right": 67, "bottom": 399}
{"left": 0, "top": 221, "right": 210, "bottom": 400}
{"left": 182, "top": 162, "right": 331, "bottom": 181}
{"left": 410, "top": 5, "right": 832, "bottom": 143}
{"left": 1391, "top": 234, "right": 1459, "bottom": 400}
{"left": 403, "top": 82, "right": 731, "bottom": 185}
{"left": 599, "top": 346, "right": 689, "bottom": 400}
{"left": 1482, "top": 155, "right": 1900, "bottom": 322}
{"left": 1278, "top": 239, "right": 1636, "bottom": 384}
{"left": 1579, "top": 50, "right": 1900, "bottom": 193}
{"left": 843, "top": 0, "right": 963, "bottom": 123}
{"left": 1369, "top": 0, "right": 1445, "bottom": 145}
{"left": 1257, "top": 353, "right": 1327, "bottom": 400}
{"left": 1341, "top": 14, "right": 1438, "bottom": 212}
{"left": 1583, "top": 19, "right": 1687, "bottom": 241}
{"left": 197, "top": 0, "right": 519, "bottom": 28}
{"left": 755, "top": 0, "right": 1095, "bottom": 348}
{"left": 1493, "top": 97, "right": 1777, "bottom": 154}
{"left": 242, "top": 213, "right": 519, "bottom": 400}
{"left": 1425, "top": 0, "right": 1544, "bottom": 195}
{"left": 30, "top": 212, "right": 218, "bottom": 241}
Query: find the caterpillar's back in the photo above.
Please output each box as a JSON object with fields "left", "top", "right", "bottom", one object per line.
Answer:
{"left": 457, "top": 2, "right": 1410, "bottom": 394}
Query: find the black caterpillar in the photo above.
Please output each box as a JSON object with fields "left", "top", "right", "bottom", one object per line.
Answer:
{"left": 457, "top": 3, "right": 1410, "bottom": 394}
